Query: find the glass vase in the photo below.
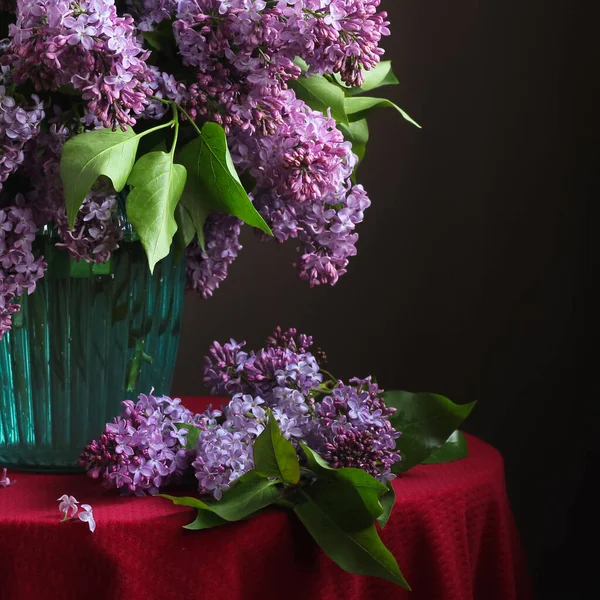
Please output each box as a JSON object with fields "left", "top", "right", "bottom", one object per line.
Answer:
{"left": 0, "top": 238, "right": 185, "bottom": 472}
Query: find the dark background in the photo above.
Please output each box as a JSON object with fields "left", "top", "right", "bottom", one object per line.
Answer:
{"left": 173, "top": 1, "right": 593, "bottom": 597}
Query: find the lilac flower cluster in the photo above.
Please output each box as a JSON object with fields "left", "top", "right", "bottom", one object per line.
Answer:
{"left": 309, "top": 377, "right": 401, "bottom": 480}
{"left": 185, "top": 213, "right": 242, "bottom": 298}
{"left": 203, "top": 328, "right": 323, "bottom": 398}
{"left": 125, "top": 0, "right": 178, "bottom": 32}
{"left": 0, "top": 199, "right": 46, "bottom": 339}
{"left": 0, "top": 1, "right": 394, "bottom": 335}
{"left": 172, "top": 1, "right": 389, "bottom": 90}
{"left": 81, "top": 328, "right": 401, "bottom": 498}
{"left": 193, "top": 394, "right": 261, "bottom": 499}
{"left": 55, "top": 189, "right": 123, "bottom": 263}
{"left": 6, "top": 0, "right": 152, "bottom": 129}
{"left": 197, "top": 328, "right": 400, "bottom": 496}
{"left": 170, "top": 0, "right": 381, "bottom": 287}
{"left": 233, "top": 94, "right": 371, "bottom": 286}
{"left": 0, "top": 67, "right": 44, "bottom": 192}
{"left": 79, "top": 390, "right": 199, "bottom": 495}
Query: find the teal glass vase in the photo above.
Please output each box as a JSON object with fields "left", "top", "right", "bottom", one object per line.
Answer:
{"left": 0, "top": 238, "right": 185, "bottom": 472}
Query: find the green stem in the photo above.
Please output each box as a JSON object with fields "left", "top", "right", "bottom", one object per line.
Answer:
{"left": 170, "top": 103, "right": 179, "bottom": 158}
{"left": 148, "top": 96, "right": 204, "bottom": 139}
{"left": 136, "top": 120, "right": 174, "bottom": 139}
{"left": 127, "top": 338, "right": 151, "bottom": 393}
{"left": 177, "top": 104, "right": 203, "bottom": 137}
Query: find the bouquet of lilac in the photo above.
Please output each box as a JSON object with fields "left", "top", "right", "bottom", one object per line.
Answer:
{"left": 81, "top": 327, "right": 476, "bottom": 588}
{"left": 0, "top": 0, "right": 419, "bottom": 339}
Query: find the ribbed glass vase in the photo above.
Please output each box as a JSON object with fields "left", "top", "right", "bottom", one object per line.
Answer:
{"left": 0, "top": 238, "right": 185, "bottom": 472}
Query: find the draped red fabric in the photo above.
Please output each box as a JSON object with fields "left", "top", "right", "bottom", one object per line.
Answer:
{"left": 0, "top": 398, "right": 531, "bottom": 600}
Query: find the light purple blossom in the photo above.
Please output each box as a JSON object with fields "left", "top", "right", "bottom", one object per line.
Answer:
{"left": 186, "top": 214, "right": 242, "bottom": 298}
{"left": 57, "top": 494, "right": 79, "bottom": 519}
{"left": 202, "top": 329, "right": 401, "bottom": 486}
{"left": 6, "top": 0, "right": 152, "bottom": 129}
{"left": 79, "top": 390, "right": 202, "bottom": 495}
{"left": 0, "top": 67, "right": 45, "bottom": 191}
{"left": 0, "top": 467, "right": 15, "bottom": 487}
{"left": 77, "top": 504, "right": 96, "bottom": 533}
{"left": 55, "top": 189, "right": 123, "bottom": 264}
{"left": 0, "top": 199, "right": 47, "bottom": 340}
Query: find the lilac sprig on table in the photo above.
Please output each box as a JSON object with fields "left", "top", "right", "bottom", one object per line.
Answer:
{"left": 79, "top": 390, "right": 200, "bottom": 496}
{"left": 80, "top": 326, "right": 475, "bottom": 589}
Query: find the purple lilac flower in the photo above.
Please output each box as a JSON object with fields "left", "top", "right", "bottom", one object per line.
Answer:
{"left": 0, "top": 199, "right": 47, "bottom": 340}
{"left": 231, "top": 91, "right": 369, "bottom": 287}
{"left": 267, "top": 326, "right": 313, "bottom": 353}
{"left": 6, "top": 0, "right": 152, "bottom": 129}
{"left": 125, "top": 0, "right": 178, "bottom": 32}
{"left": 142, "top": 68, "right": 187, "bottom": 120}
{"left": 57, "top": 494, "right": 79, "bottom": 518}
{"left": 192, "top": 393, "right": 262, "bottom": 499}
{"left": 77, "top": 503, "right": 96, "bottom": 532}
{"left": 203, "top": 328, "right": 322, "bottom": 398}
{"left": 280, "top": 1, "right": 391, "bottom": 87}
{"left": 308, "top": 377, "right": 401, "bottom": 482}
{"left": 55, "top": 189, "right": 123, "bottom": 264}
{"left": 0, "top": 66, "right": 45, "bottom": 192}
{"left": 21, "top": 113, "right": 74, "bottom": 228}
{"left": 79, "top": 390, "right": 202, "bottom": 496}
{"left": 0, "top": 467, "right": 15, "bottom": 487}
{"left": 185, "top": 213, "right": 242, "bottom": 298}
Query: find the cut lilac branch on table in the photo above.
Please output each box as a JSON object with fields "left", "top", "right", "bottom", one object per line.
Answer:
{"left": 78, "top": 326, "right": 475, "bottom": 587}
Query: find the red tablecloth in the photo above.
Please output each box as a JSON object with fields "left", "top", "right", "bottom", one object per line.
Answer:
{"left": 0, "top": 398, "right": 531, "bottom": 600}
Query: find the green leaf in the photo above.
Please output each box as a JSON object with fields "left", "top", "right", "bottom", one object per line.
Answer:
{"left": 141, "top": 20, "right": 175, "bottom": 55}
{"left": 290, "top": 74, "right": 349, "bottom": 124}
{"left": 172, "top": 203, "right": 197, "bottom": 260}
{"left": 126, "top": 151, "right": 187, "bottom": 272}
{"left": 300, "top": 443, "right": 335, "bottom": 475}
{"left": 253, "top": 413, "right": 301, "bottom": 484}
{"left": 345, "top": 61, "right": 399, "bottom": 95}
{"left": 384, "top": 391, "right": 476, "bottom": 474}
{"left": 60, "top": 127, "right": 140, "bottom": 227}
{"left": 184, "top": 510, "right": 228, "bottom": 531}
{"left": 344, "top": 96, "right": 422, "bottom": 129}
{"left": 301, "top": 444, "right": 387, "bottom": 529}
{"left": 203, "top": 471, "right": 283, "bottom": 522}
{"left": 293, "top": 56, "right": 309, "bottom": 73}
{"left": 423, "top": 430, "right": 469, "bottom": 464}
{"left": 178, "top": 124, "right": 271, "bottom": 235}
{"left": 337, "top": 118, "right": 369, "bottom": 179}
{"left": 159, "top": 494, "right": 227, "bottom": 530}
{"left": 377, "top": 482, "right": 396, "bottom": 529}
{"left": 179, "top": 186, "right": 210, "bottom": 252}
{"left": 294, "top": 491, "right": 410, "bottom": 589}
